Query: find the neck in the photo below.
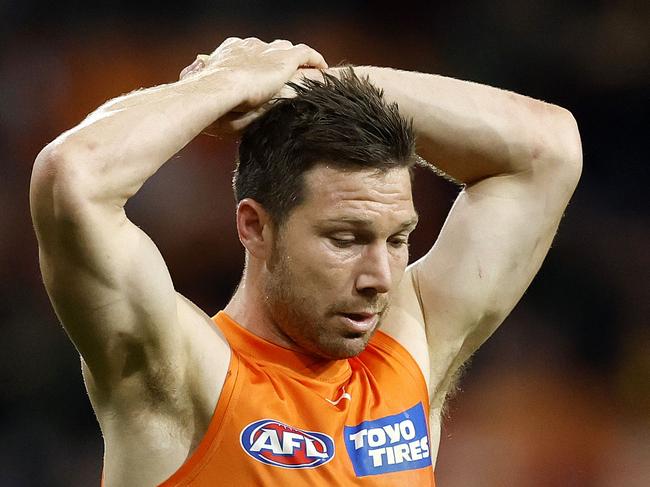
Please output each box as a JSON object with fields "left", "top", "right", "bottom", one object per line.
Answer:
{"left": 224, "top": 272, "right": 259, "bottom": 330}
{"left": 225, "top": 269, "right": 294, "bottom": 351}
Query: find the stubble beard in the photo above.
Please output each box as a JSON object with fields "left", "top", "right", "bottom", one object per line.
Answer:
{"left": 263, "top": 242, "right": 387, "bottom": 360}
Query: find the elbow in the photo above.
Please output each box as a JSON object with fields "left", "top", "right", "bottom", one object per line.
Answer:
{"left": 30, "top": 139, "right": 94, "bottom": 226}
{"left": 32, "top": 141, "right": 70, "bottom": 190}
{"left": 33, "top": 136, "right": 89, "bottom": 187}
{"left": 553, "top": 107, "right": 583, "bottom": 183}
{"left": 527, "top": 104, "right": 583, "bottom": 190}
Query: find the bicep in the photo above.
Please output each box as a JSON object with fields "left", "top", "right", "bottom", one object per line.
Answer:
{"left": 413, "top": 168, "right": 579, "bottom": 396}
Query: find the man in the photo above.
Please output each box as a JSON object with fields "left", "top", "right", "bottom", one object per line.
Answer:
{"left": 30, "top": 38, "right": 582, "bottom": 486}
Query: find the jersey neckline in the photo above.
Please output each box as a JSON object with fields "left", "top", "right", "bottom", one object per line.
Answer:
{"left": 214, "top": 311, "right": 353, "bottom": 383}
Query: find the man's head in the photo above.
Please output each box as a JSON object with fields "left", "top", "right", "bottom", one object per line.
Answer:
{"left": 233, "top": 68, "right": 417, "bottom": 226}
{"left": 233, "top": 69, "right": 419, "bottom": 359}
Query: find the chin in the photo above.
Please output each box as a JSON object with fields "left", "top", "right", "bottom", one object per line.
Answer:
{"left": 315, "top": 334, "right": 374, "bottom": 360}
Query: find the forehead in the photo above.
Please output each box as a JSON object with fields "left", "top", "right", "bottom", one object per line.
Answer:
{"left": 298, "top": 165, "right": 415, "bottom": 223}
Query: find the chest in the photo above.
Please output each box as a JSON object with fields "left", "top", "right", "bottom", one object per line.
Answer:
{"left": 207, "top": 357, "right": 435, "bottom": 484}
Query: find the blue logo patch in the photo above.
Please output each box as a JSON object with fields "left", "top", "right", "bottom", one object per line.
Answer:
{"left": 240, "top": 419, "right": 335, "bottom": 469}
{"left": 344, "top": 403, "right": 431, "bottom": 477}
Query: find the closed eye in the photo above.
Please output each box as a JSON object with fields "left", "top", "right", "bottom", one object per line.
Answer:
{"left": 328, "top": 230, "right": 373, "bottom": 248}
{"left": 388, "top": 236, "right": 410, "bottom": 248}
{"left": 330, "top": 237, "right": 356, "bottom": 248}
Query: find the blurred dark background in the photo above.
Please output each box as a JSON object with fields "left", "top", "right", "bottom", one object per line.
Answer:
{"left": 1, "top": 1, "right": 648, "bottom": 485}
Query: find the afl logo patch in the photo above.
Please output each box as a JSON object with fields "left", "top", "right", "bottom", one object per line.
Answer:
{"left": 240, "top": 419, "right": 335, "bottom": 469}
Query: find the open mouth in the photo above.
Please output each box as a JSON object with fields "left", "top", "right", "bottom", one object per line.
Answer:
{"left": 338, "top": 312, "right": 378, "bottom": 333}
{"left": 343, "top": 313, "right": 372, "bottom": 321}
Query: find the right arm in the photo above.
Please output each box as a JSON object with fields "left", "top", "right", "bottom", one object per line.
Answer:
{"left": 30, "top": 38, "right": 327, "bottom": 395}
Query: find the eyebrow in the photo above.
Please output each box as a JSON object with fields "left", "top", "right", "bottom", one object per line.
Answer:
{"left": 316, "top": 215, "right": 419, "bottom": 232}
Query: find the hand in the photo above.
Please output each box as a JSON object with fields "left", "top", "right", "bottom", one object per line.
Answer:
{"left": 179, "top": 37, "right": 328, "bottom": 134}
{"left": 207, "top": 67, "right": 330, "bottom": 135}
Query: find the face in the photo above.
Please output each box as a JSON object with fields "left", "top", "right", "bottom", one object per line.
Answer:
{"left": 263, "top": 165, "right": 418, "bottom": 359}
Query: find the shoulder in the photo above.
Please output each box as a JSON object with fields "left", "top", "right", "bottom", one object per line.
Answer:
{"left": 86, "top": 295, "right": 230, "bottom": 426}
{"left": 378, "top": 267, "right": 431, "bottom": 392}
{"left": 361, "top": 326, "right": 429, "bottom": 402}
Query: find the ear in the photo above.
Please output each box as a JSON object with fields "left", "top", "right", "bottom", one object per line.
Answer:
{"left": 236, "top": 198, "right": 274, "bottom": 259}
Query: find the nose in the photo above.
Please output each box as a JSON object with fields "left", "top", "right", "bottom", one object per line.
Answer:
{"left": 355, "top": 243, "right": 392, "bottom": 295}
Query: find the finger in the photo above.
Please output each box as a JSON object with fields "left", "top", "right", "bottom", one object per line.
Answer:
{"left": 275, "top": 83, "right": 297, "bottom": 100}
{"left": 294, "top": 68, "right": 326, "bottom": 84}
{"left": 203, "top": 106, "right": 266, "bottom": 136}
{"left": 197, "top": 54, "right": 210, "bottom": 64}
{"left": 221, "top": 36, "right": 241, "bottom": 46}
{"left": 228, "top": 109, "right": 266, "bottom": 132}
{"left": 269, "top": 39, "right": 293, "bottom": 48}
{"left": 179, "top": 56, "right": 206, "bottom": 80}
{"left": 209, "top": 37, "right": 241, "bottom": 56}
{"left": 292, "top": 44, "right": 328, "bottom": 70}
{"left": 242, "top": 37, "right": 265, "bottom": 47}
{"left": 275, "top": 68, "right": 326, "bottom": 99}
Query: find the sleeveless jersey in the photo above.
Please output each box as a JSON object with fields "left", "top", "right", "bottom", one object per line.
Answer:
{"left": 157, "top": 311, "right": 436, "bottom": 486}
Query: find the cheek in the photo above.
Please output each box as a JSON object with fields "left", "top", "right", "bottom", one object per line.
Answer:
{"left": 390, "top": 249, "right": 410, "bottom": 280}
{"left": 306, "top": 239, "right": 355, "bottom": 270}
{"left": 289, "top": 243, "right": 355, "bottom": 295}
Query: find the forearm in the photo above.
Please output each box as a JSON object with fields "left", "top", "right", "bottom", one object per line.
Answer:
{"left": 350, "top": 66, "right": 582, "bottom": 184}
{"left": 34, "top": 68, "right": 242, "bottom": 209}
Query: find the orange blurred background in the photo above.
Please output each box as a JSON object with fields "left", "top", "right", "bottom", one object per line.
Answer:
{"left": 1, "top": 2, "right": 648, "bottom": 485}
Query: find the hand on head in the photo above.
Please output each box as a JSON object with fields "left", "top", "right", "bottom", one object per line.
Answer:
{"left": 179, "top": 37, "right": 328, "bottom": 135}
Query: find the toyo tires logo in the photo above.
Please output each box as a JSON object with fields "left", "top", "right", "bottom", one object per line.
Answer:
{"left": 344, "top": 403, "right": 432, "bottom": 477}
{"left": 240, "top": 419, "right": 335, "bottom": 469}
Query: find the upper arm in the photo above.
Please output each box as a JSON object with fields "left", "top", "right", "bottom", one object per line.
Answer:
{"left": 383, "top": 111, "right": 582, "bottom": 407}
{"left": 412, "top": 148, "right": 581, "bottom": 403}
{"left": 30, "top": 144, "right": 222, "bottom": 392}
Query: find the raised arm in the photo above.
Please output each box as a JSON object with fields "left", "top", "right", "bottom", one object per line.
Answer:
{"left": 30, "top": 38, "right": 327, "bottom": 396}
{"left": 349, "top": 67, "right": 582, "bottom": 406}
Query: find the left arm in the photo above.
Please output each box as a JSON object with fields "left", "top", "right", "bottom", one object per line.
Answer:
{"left": 350, "top": 67, "right": 582, "bottom": 407}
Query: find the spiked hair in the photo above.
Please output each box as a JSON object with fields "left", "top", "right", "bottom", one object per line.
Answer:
{"left": 233, "top": 68, "right": 417, "bottom": 225}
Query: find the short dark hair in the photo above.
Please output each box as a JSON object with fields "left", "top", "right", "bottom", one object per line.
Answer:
{"left": 233, "top": 68, "right": 417, "bottom": 225}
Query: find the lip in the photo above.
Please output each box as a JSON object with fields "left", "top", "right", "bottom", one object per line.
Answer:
{"left": 337, "top": 312, "right": 379, "bottom": 333}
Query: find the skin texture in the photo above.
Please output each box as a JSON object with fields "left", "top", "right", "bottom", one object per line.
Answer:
{"left": 30, "top": 37, "right": 582, "bottom": 486}
{"left": 257, "top": 166, "right": 417, "bottom": 360}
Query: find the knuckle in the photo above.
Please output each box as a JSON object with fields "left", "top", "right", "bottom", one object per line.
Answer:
{"left": 243, "top": 37, "right": 263, "bottom": 45}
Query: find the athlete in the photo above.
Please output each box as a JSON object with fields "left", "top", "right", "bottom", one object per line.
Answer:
{"left": 30, "top": 38, "right": 582, "bottom": 486}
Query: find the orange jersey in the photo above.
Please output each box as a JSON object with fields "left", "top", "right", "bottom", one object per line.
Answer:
{"left": 156, "top": 311, "right": 436, "bottom": 486}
